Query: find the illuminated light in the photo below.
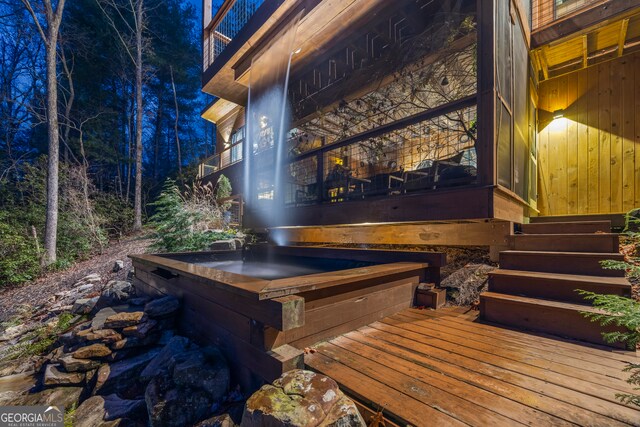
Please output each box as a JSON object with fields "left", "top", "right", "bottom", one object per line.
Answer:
{"left": 553, "top": 109, "right": 564, "bottom": 120}
{"left": 293, "top": 47, "right": 302, "bottom": 54}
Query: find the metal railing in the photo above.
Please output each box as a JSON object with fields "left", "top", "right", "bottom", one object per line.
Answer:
{"left": 532, "top": 0, "right": 604, "bottom": 30}
{"left": 199, "top": 142, "right": 244, "bottom": 178}
{"left": 220, "top": 194, "right": 244, "bottom": 227}
{"left": 203, "top": 0, "right": 266, "bottom": 70}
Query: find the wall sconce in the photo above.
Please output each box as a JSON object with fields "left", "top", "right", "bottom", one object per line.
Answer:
{"left": 553, "top": 109, "right": 564, "bottom": 119}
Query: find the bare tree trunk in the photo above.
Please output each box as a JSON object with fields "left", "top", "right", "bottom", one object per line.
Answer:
{"left": 170, "top": 66, "right": 181, "bottom": 175}
{"left": 21, "top": 0, "right": 67, "bottom": 266}
{"left": 133, "top": 0, "right": 143, "bottom": 231}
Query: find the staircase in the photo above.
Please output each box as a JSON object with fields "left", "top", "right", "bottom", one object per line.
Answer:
{"left": 480, "top": 220, "right": 633, "bottom": 349}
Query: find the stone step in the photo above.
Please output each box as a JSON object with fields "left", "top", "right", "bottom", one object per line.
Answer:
{"left": 499, "top": 250, "right": 626, "bottom": 277}
{"left": 488, "top": 269, "right": 631, "bottom": 303}
{"left": 520, "top": 221, "right": 611, "bottom": 235}
{"left": 510, "top": 233, "right": 619, "bottom": 253}
{"left": 479, "top": 292, "right": 628, "bottom": 349}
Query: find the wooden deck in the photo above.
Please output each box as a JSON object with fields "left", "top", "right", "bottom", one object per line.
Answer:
{"left": 305, "top": 307, "right": 640, "bottom": 426}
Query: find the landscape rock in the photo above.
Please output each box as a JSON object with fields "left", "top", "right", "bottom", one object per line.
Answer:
{"left": 43, "top": 364, "right": 85, "bottom": 386}
{"left": 113, "top": 260, "right": 125, "bottom": 272}
{"left": 0, "top": 373, "right": 38, "bottom": 405}
{"left": 144, "top": 296, "right": 180, "bottom": 318}
{"left": 145, "top": 375, "right": 211, "bottom": 427}
{"left": 0, "top": 357, "right": 37, "bottom": 377}
{"left": 139, "top": 336, "right": 192, "bottom": 383}
{"left": 111, "top": 333, "right": 160, "bottom": 350}
{"left": 209, "top": 239, "right": 237, "bottom": 251}
{"left": 0, "top": 324, "right": 31, "bottom": 342}
{"left": 122, "top": 319, "right": 157, "bottom": 338}
{"left": 172, "top": 346, "right": 229, "bottom": 401}
{"left": 5, "top": 386, "right": 82, "bottom": 407}
{"left": 104, "top": 311, "right": 146, "bottom": 329}
{"left": 93, "top": 348, "right": 161, "bottom": 395}
{"left": 72, "top": 297, "right": 99, "bottom": 315}
{"left": 74, "top": 395, "right": 140, "bottom": 427}
{"left": 196, "top": 414, "right": 236, "bottom": 427}
{"left": 59, "top": 355, "right": 102, "bottom": 372}
{"left": 101, "top": 280, "right": 134, "bottom": 305}
{"left": 241, "top": 370, "right": 365, "bottom": 427}
{"left": 73, "top": 343, "right": 112, "bottom": 359}
{"left": 75, "top": 273, "right": 101, "bottom": 287}
{"left": 442, "top": 263, "right": 496, "bottom": 306}
{"left": 75, "top": 328, "right": 123, "bottom": 344}
{"left": 129, "top": 297, "right": 151, "bottom": 306}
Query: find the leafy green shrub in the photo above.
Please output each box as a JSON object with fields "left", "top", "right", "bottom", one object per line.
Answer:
{"left": 148, "top": 178, "right": 235, "bottom": 253}
{"left": 0, "top": 212, "right": 40, "bottom": 286}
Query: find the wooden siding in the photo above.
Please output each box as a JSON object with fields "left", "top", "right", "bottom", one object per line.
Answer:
{"left": 537, "top": 52, "right": 640, "bottom": 216}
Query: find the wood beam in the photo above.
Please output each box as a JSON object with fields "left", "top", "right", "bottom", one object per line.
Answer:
{"left": 582, "top": 34, "right": 589, "bottom": 68}
{"left": 618, "top": 18, "right": 629, "bottom": 57}
{"left": 539, "top": 47, "right": 550, "bottom": 80}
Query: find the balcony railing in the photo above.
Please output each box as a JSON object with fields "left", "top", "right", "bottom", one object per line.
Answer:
{"left": 203, "top": 0, "right": 266, "bottom": 70}
{"left": 532, "top": 0, "right": 604, "bottom": 30}
{"left": 199, "top": 142, "right": 244, "bottom": 178}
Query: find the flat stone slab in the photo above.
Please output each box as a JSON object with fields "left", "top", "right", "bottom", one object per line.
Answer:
{"left": 104, "top": 312, "right": 146, "bottom": 329}
{"left": 44, "top": 364, "right": 85, "bottom": 386}
{"left": 73, "top": 343, "right": 112, "bottom": 359}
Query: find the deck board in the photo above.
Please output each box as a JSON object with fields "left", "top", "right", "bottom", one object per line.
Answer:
{"left": 304, "top": 307, "right": 640, "bottom": 427}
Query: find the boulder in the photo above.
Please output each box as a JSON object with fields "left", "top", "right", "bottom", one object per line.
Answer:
{"left": 139, "top": 336, "right": 192, "bottom": 383}
{"left": 209, "top": 239, "right": 237, "bottom": 251}
{"left": 145, "top": 375, "right": 211, "bottom": 427}
{"left": 72, "top": 297, "right": 99, "bottom": 315}
{"left": 113, "top": 260, "right": 125, "bottom": 272}
{"left": 104, "top": 312, "right": 146, "bottom": 329}
{"left": 144, "top": 296, "right": 180, "bottom": 318}
{"left": 74, "top": 395, "right": 140, "bottom": 427}
{"left": 122, "top": 319, "right": 157, "bottom": 338}
{"left": 93, "top": 348, "right": 161, "bottom": 396}
{"left": 129, "top": 297, "right": 151, "bottom": 306}
{"left": 97, "top": 281, "right": 135, "bottom": 308}
{"left": 172, "top": 348, "right": 229, "bottom": 402}
{"left": 43, "top": 364, "right": 85, "bottom": 386}
{"left": 241, "top": 370, "right": 365, "bottom": 427}
{"left": 0, "top": 373, "right": 38, "bottom": 405}
{"left": 59, "top": 355, "right": 102, "bottom": 373}
{"left": 73, "top": 343, "right": 112, "bottom": 359}
{"left": 196, "top": 414, "right": 236, "bottom": 427}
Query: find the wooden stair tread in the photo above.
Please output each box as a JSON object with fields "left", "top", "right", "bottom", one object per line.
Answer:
{"left": 481, "top": 291, "right": 607, "bottom": 313}
{"left": 489, "top": 269, "right": 630, "bottom": 286}
{"left": 514, "top": 233, "right": 618, "bottom": 237}
{"left": 500, "top": 250, "right": 623, "bottom": 257}
{"left": 520, "top": 221, "right": 611, "bottom": 234}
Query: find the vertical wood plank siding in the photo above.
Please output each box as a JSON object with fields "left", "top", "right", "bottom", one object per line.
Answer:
{"left": 537, "top": 52, "right": 640, "bottom": 215}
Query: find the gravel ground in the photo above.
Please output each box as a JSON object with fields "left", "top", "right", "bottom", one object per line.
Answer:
{"left": 0, "top": 234, "right": 152, "bottom": 323}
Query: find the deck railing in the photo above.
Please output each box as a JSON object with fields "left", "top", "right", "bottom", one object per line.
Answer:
{"left": 203, "top": 0, "right": 266, "bottom": 70}
{"left": 199, "top": 142, "right": 244, "bottom": 178}
{"left": 531, "top": 0, "right": 605, "bottom": 30}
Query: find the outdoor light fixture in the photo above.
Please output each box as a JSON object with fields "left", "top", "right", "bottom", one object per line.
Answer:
{"left": 441, "top": 76, "right": 449, "bottom": 86}
{"left": 293, "top": 47, "right": 302, "bottom": 54}
{"left": 553, "top": 109, "right": 564, "bottom": 119}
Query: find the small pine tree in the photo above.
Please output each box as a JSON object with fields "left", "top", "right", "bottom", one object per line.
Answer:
{"left": 148, "top": 179, "right": 235, "bottom": 252}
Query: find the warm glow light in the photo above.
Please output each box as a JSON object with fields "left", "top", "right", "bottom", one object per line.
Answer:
{"left": 293, "top": 47, "right": 302, "bottom": 54}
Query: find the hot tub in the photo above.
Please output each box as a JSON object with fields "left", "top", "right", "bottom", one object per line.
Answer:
{"left": 130, "top": 245, "right": 445, "bottom": 386}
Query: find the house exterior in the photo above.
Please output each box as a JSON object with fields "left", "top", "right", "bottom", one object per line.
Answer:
{"left": 198, "top": 0, "right": 640, "bottom": 252}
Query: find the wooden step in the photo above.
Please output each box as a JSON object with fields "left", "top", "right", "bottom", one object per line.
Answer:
{"left": 479, "top": 292, "right": 628, "bottom": 349}
{"left": 499, "top": 251, "right": 625, "bottom": 277}
{"left": 488, "top": 269, "right": 632, "bottom": 303}
{"left": 520, "top": 221, "right": 611, "bottom": 235}
{"left": 510, "top": 233, "right": 619, "bottom": 253}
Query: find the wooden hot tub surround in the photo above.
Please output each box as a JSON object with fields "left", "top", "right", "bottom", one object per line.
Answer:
{"left": 130, "top": 246, "right": 445, "bottom": 387}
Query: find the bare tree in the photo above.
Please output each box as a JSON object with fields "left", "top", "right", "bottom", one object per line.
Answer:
{"left": 170, "top": 65, "right": 182, "bottom": 175}
{"left": 20, "top": 0, "right": 67, "bottom": 266}
{"left": 96, "top": 0, "right": 148, "bottom": 231}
